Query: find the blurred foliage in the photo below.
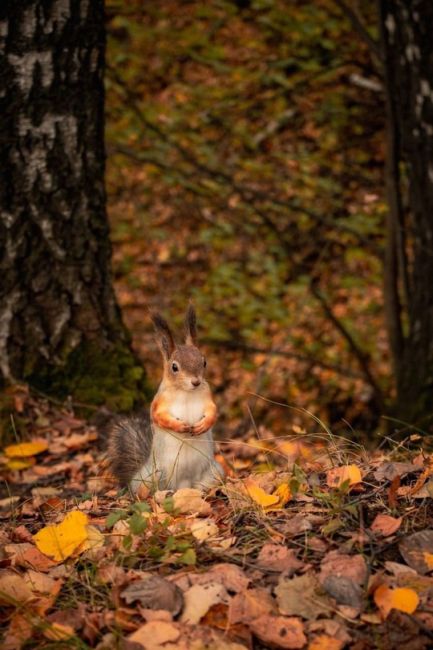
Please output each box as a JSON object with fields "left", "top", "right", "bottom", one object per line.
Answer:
{"left": 105, "top": 0, "right": 387, "bottom": 434}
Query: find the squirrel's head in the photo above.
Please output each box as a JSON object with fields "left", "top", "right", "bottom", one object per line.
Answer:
{"left": 151, "top": 305, "right": 207, "bottom": 391}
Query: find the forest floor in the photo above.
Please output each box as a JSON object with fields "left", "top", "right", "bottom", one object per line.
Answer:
{"left": 1, "top": 385, "right": 433, "bottom": 649}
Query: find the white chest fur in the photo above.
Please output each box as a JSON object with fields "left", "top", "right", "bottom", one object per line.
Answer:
{"left": 131, "top": 387, "right": 222, "bottom": 492}
{"left": 167, "top": 389, "right": 207, "bottom": 425}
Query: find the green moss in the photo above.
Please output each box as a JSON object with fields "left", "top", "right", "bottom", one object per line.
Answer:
{"left": 26, "top": 340, "right": 151, "bottom": 412}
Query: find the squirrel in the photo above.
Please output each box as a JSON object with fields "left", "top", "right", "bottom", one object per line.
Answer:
{"left": 106, "top": 306, "right": 224, "bottom": 493}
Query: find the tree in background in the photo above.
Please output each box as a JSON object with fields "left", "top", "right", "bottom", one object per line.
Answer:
{"left": 0, "top": 0, "right": 147, "bottom": 410}
{"left": 380, "top": 0, "right": 433, "bottom": 425}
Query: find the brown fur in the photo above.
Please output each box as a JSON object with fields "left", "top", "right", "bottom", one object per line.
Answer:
{"left": 105, "top": 306, "right": 218, "bottom": 488}
{"left": 105, "top": 413, "right": 152, "bottom": 486}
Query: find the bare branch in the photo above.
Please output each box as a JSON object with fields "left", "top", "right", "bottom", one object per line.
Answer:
{"left": 333, "top": 0, "right": 383, "bottom": 62}
{"left": 310, "top": 282, "right": 384, "bottom": 408}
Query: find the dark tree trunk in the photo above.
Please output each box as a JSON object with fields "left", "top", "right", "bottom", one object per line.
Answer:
{"left": 0, "top": 0, "right": 147, "bottom": 409}
{"left": 380, "top": 0, "right": 433, "bottom": 424}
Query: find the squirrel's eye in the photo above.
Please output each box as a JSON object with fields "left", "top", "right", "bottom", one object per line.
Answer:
{"left": 203, "top": 359, "right": 207, "bottom": 368}
{"left": 172, "top": 362, "right": 179, "bottom": 372}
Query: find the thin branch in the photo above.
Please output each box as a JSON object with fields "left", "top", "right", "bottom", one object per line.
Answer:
{"left": 202, "top": 338, "right": 364, "bottom": 380}
{"left": 333, "top": 0, "right": 383, "bottom": 62}
{"left": 107, "top": 66, "right": 380, "bottom": 255}
{"left": 310, "top": 282, "right": 384, "bottom": 408}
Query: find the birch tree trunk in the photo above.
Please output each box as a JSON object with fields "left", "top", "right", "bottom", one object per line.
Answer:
{"left": 0, "top": 0, "right": 146, "bottom": 409}
{"left": 380, "top": 0, "right": 433, "bottom": 424}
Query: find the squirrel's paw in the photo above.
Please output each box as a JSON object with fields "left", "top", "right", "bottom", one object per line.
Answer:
{"left": 178, "top": 422, "right": 192, "bottom": 434}
{"left": 192, "top": 419, "right": 210, "bottom": 436}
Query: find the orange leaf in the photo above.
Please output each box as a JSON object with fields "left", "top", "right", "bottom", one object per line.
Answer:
{"left": 374, "top": 584, "right": 419, "bottom": 620}
{"left": 326, "top": 465, "right": 362, "bottom": 489}
{"left": 4, "top": 439, "right": 48, "bottom": 458}
{"left": 308, "top": 635, "right": 344, "bottom": 650}
{"left": 370, "top": 514, "right": 402, "bottom": 537}
{"left": 244, "top": 477, "right": 279, "bottom": 508}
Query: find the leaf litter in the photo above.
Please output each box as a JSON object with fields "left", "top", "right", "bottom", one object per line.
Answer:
{"left": 2, "top": 389, "right": 433, "bottom": 647}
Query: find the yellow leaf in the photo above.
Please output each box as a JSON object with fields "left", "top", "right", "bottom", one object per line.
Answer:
{"left": 75, "top": 525, "right": 105, "bottom": 556}
{"left": 33, "top": 511, "right": 89, "bottom": 562}
{"left": 244, "top": 477, "right": 279, "bottom": 508}
{"left": 326, "top": 465, "right": 362, "bottom": 488}
{"left": 44, "top": 622, "right": 75, "bottom": 641}
{"left": 374, "top": 584, "right": 419, "bottom": 620}
{"left": 4, "top": 439, "right": 48, "bottom": 458}
{"left": 6, "top": 457, "right": 35, "bottom": 470}
{"left": 272, "top": 483, "right": 292, "bottom": 507}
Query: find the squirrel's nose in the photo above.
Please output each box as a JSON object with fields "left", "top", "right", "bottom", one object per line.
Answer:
{"left": 191, "top": 378, "right": 201, "bottom": 387}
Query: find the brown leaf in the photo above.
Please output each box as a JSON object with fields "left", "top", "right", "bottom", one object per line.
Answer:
{"left": 322, "top": 575, "right": 363, "bottom": 612}
{"left": 275, "top": 574, "right": 333, "bottom": 620}
{"left": 308, "top": 635, "right": 344, "bottom": 650}
{"left": 1, "top": 612, "right": 34, "bottom": 650}
{"left": 250, "top": 614, "right": 306, "bottom": 649}
{"left": 374, "top": 462, "right": 419, "bottom": 482}
{"left": 229, "top": 587, "right": 276, "bottom": 624}
{"left": 5, "top": 543, "right": 57, "bottom": 572}
{"left": 257, "top": 544, "right": 303, "bottom": 576}
{"left": 370, "top": 514, "right": 402, "bottom": 537}
{"left": 121, "top": 576, "right": 183, "bottom": 616}
{"left": 399, "top": 529, "right": 433, "bottom": 574}
{"left": 172, "top": 488, "right": 211, "bottom": 515}
{"left": 187, "top": 563, "right": 250, "bottom": 593}
{"left": 319, "top": 551, "right": 367, "bottom": 585}
{"left": 127, "top": 621, "right": 180, "bottom": 649}
{"left": 0, "top": 570, "right": 34, "bottom": 605}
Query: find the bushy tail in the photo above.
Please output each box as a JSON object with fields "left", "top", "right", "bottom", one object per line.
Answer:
{"left": 105, "top": 413, "right": 153, "bottom": 487}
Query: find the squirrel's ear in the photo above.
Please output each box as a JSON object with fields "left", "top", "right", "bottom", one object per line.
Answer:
{"left": 185, "top": 304, "right": 197, "bottom": 346}
{"left": 151, "top": 313, "right": 175, "bottom": 360}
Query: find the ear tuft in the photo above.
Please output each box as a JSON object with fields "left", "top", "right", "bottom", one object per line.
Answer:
{"left": 151, "top": 312, "right": 175, "bottom": 359}
{"left": 185, "top": 304, "right": 197, "bottom": 345}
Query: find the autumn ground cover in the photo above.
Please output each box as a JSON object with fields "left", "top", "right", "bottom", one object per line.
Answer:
{"left": 2, "top": 385, "right": 433, "bottom": 649}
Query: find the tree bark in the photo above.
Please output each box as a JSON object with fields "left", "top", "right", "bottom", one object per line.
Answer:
{"left": 0, "top": 0, "right": 147, "bottom": 409}
{"left": 380, "top": 0, "right": 433, "bottom": 424}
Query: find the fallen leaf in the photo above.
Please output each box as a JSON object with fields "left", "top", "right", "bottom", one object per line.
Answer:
{"left": 4, "top": 542, "right": 56, "bottom": 572}
{"left": 128, "top": 621, "right": 181, "bottom": 649}
{"left": 244, "top": 477, "right": 280, "bottom": 508}
{"left": 189, "top": 562, "right": 250, "bottom": 593}
{"left": 326, "top": 465, "right": 362, "bottom": 488}
{"left": 273, "top": 483, "right": 292, "bottom": 507}
{"left": 6, "top": 457, "right": 35, "bottom": 470}
{"left": 399, "top": 530, "right": 433, "bottom": 575}
{"left": 121, "top": 576, "right": 183, "bottom": 616}
{"left": 1, "top": 612, "right": 34, "bottom": 650}
{"left": 0, "top": 496, "right": 21, "bottom": 510}
{"left": 190, "top": 518, "right": 219, "bottom": 541}
{"left": 370, "top": 514, "right": 402, "bottom": 537}
{"left": 229, "top": 587, "right": 275, "bottom": 624}
{"left": 181, "top": 582, "right": 229, "bottom": 624}
{"left": 4, "top": 440, "right": 48, "bottom": 458}
{"left": 374, "top": 462, "right": 419, "bottom": 482}
{"left": 275, "top": 574, "right": 332, "bottom": 620}
{"left": 172, "top": 488, "right": 211, "bottom": 515}
{"left": 33, "top": 510, "right": 89, "bottom": 562}
{"left": 322, "top": 575, "right": 363, "bottom": 611}
{"left": 0, "top": 570, "right": 34, "bottom": 605}
{"left": 250, "top": 614, "right": 306, "bottom": 649}
{"left": 319, "top": 552, "right": 367, "bottom": 586}
{"left": 76, "top": 525, "right": 105, "bottom": 556}
{"left": 308, "top": 635, "right": 344, "bottom": 650}
{"left": 374, "top": 584, "right": 419, "bottom": 620}
{"left": 257, "top": 544, "right": 303, "bottom": 575}
{"left": 43, "top": 622, "right": 75, "bottom": 641}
